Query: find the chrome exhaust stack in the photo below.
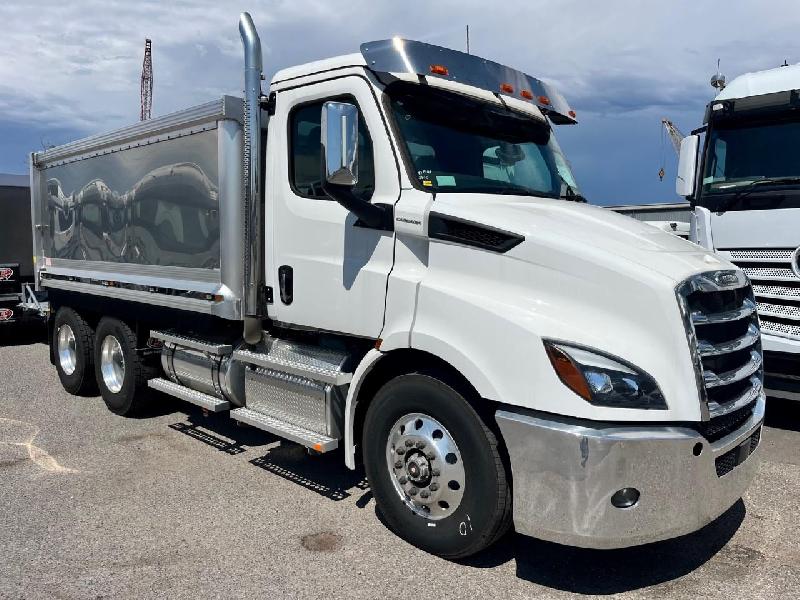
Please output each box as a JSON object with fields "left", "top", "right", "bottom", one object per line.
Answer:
{"left": 239, "top": 12, "right": 265, "bottom": 343}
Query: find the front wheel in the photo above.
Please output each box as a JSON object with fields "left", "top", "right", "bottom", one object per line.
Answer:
{"left": 362, "top": 372, "right": 511, "bottom": 559}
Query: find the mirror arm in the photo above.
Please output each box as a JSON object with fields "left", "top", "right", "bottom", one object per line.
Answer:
{"left": 322, "top": 181, "right": 390, "bottom": 229}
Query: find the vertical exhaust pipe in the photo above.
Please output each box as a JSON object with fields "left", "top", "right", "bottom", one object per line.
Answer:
{"left": 239, "top": 12, "right": 265, "bottom": 343}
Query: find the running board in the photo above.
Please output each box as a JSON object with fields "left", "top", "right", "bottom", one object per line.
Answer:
{"left": 148, "top": 378, "right": 231, "bottom": 412}
{"left": 230, "top": 407, "right": 338, "bottom": 452}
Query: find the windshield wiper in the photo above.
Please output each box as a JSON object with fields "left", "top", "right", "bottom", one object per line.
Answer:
{"left": 559, "top": 177, "right": 587, "bottom": 203}
{"left": 716, "top": 176, "right": 800, "bottom": 213}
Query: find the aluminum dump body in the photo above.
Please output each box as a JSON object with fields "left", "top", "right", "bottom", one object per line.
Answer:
{"left": 30, "top": 96, "right": 246, "bottom": 320}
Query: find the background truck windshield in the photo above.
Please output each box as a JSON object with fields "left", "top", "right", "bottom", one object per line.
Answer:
{"left": 700, "top": 116, "right": 800, "bottom": 209}
{"left": 387, "top": 82, "right": 581, "bottom": 199}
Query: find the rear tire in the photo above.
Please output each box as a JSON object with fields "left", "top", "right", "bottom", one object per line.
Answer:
{"left": 362, "top": 372, "right": 511, "bottom": 559}
{"left": 52, "top": 307, "right": 96, "bottom": 395}
{"left": 94, "top": 317, "right": 154, "bottom": 416}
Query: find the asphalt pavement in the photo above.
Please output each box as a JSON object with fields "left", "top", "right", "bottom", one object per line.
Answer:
{"left": 1, "top": 327, "right": 799, "bottom": 599}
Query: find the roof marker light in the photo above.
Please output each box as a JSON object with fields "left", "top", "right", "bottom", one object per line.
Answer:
{"left": 569, "top": 110, "right": 577, "bottom": 118}
{"left": 429, "top": 64, "right": 449, "bottom": 76}
{"left": 520, "top": 90, "right": 534, "bottom": 100}
{"left": 500, "top": 83, "right": 514, "bottom": 94}
{"left": 538, "top": 95, "right": 551, "bottom": 106}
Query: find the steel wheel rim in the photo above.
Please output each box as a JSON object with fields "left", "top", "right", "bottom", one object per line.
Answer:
{"left": 386, "top": 412, "right": 465, "bottom": 520}
{"left": 100, "top": 335, "right": 125, "bottom": 393}
{"left": 56, "top": 324, "right": 77, "bottom": 375}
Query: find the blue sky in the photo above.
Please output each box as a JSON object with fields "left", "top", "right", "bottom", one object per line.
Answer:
{"left": 1, "top": 0, "right": 797, "bottom": 205}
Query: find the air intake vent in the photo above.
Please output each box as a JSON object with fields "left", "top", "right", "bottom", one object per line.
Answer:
{"left": 428, "top": 213, "right": 523, "bottom": 253}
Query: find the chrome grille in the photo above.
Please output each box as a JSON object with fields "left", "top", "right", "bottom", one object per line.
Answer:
{"left": 722, "top": 247, "right": 800, "bottom": 341}
{"left": 677, "top": 270, "right": 764, "bottom": 428}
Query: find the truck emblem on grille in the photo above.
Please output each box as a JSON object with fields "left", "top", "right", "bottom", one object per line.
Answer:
{"left": 0, "top": 308, "right": 13, "bottom": 321}
{"left": 791, "top": 247, "right": 800, "bottom": 280}
{"left": 0, "top": 267, "right": 13, "bottom": 281}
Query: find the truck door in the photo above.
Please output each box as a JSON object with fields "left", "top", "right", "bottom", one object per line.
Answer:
{"left": 265, "top": 76, "right": 399, "bottom": 337}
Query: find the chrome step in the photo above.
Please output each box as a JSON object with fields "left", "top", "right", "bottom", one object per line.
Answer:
{"left": 234, "top": 338, "right": 352, "bottom": 385}
{"left": 230, "top": 407, "right": 338, "bottom": 452}
{"left": 150, "top": 330, "right": 233, "bottom": 355}
{"left": 148, "top": 377, "right": 230, "bottom": 412}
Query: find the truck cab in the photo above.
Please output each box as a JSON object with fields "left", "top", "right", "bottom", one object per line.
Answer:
{"left": 678, "top": 64, "right": 800, "bottom": 402}
{"left": 31, "top": 14, "right": 765, "bottom": 558}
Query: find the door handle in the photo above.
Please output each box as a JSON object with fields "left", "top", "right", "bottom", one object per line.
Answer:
{"left": 278, "top": 265, "right": 293, "bottom": 305}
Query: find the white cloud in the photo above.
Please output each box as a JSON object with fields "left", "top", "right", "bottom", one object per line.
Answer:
{"left": 1, "top": 0, "right": 798, "bottom": 137}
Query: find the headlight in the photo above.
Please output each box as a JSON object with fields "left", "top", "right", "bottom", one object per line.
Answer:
{"left": 543, "top": 340, "right": 667, "bottom": 409}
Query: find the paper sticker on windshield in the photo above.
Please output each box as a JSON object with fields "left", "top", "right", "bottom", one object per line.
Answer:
{"left": 435, "top": 175, "right": 456, "bottom": 186}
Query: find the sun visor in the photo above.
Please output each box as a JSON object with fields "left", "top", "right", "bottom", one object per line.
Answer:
{"left": 360, "top": 38, "right": 577, "bottom": 124}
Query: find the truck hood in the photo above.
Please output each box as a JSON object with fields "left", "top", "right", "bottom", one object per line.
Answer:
{"left": 432, "top": 193, "right": 728, "bottom": 283}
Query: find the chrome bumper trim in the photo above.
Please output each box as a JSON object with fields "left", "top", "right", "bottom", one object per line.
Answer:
{"left": 495, "top": 394, "right": 764, "bottom": 549}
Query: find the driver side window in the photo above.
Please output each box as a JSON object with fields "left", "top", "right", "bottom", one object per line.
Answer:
{"left": 289, "top": 100, "right": 375, "bottom": 201}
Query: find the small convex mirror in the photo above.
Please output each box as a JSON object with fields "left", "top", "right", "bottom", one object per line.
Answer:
{"left": 321, "top": 101, "right": 359, "bottom": 186}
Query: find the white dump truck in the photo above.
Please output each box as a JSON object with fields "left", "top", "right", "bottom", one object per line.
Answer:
{"left": 31, "top": 13, "right": 764, "bottom": 557}
{"left": 678, "top": 63, "right": 800, "bottom": 402}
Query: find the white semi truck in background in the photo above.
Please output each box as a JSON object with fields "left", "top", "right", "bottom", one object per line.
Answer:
{"left": 31, "top": 13, "right": 764, "bottom": 557}
{"left": 678, "top": 63, "right": 800, "bottom": 402}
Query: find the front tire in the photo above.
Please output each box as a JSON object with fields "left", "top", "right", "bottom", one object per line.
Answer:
{"left": 52, "top": 307, "right": 96, "bottom": 395}
{"left": 94, "top": 317, "right": 154, "bottom": 416}
{"left": 363, "top": 372, "right": 511, "bottom": 559}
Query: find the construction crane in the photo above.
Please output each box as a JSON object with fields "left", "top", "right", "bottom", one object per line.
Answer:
{"left": 140, "top": 39, "right": 153, "bottom": 121}
{"left": 658, "top": 118, "right": 686, "bottom": 181}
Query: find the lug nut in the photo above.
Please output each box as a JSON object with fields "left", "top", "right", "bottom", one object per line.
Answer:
{"left": 405, "top": 440, "right": 414, "bottom": 447}
{"left": 409, "top": 487, "right": 418, "bottom": 496}
{"left": 432, "top": 468, "right": 440, "bottom": 477}
{"left": 420, "top": 490, "right": 430, "bottom": 499}
{"left": 394, "top": 460, "right": 403, "bottom": 469}
{"left": 429, "top": 483, "right": 439, "bottom": 491}
{"left": 398, "top": 476, "right": 408, "bottom": 485}
{"left": 416, "top": 441, "right": 426, "bottom": 449}
{"left": 426, "top": 452, "right": 436, "bottom": 460}
{"left": 396, "top": 447, "right": 406, "bottom": 456}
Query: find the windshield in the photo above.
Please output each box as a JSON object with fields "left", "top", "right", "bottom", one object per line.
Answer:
{"left": 386, "top": 82, "right": 582, "bottom": 200}
{"left": 699, "top": 114, "right": 800, "bottom": 210}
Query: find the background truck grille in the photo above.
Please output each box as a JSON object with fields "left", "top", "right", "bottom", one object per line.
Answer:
{"left": 677, "top": 271, "right": 764, "bottom": 442}
{"left": 722, "top": 248, "right": 800, "bottom": 340}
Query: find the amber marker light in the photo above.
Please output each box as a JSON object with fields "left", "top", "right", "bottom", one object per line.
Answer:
{"left": 545, "top": 343, "right": 592, "bottom": 401}
{"left": 569, "top": 110, "right": 577, "bottom": 118}
{"left": 500, "top": 83, "right": 514, "bottom": 94}
{"left": 538, "top": 95, "right": 551, "bottom": 106}
{"left": 520, "top": 90, "right": 534, "bottom": 100}
{"left": 429, "top": 64, "right": 449, "bottom": 76}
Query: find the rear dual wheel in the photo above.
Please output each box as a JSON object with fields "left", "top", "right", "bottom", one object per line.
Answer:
{"left": 94, "top": 317, "right": 155, "bottom": 416}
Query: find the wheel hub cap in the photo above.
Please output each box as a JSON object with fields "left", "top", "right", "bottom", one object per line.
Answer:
{"left": 386, "top": 412, "right": 465, "bottom": 520}
{"left": 56, "top": 324, "right": 77, "bottom": 375}
{"left": 100, "top": 335, "right": 125, "bottom": 393}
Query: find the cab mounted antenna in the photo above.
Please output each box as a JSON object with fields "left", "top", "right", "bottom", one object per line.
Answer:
{"left": 711, "top": 59, "right": 726, "bottom": 92}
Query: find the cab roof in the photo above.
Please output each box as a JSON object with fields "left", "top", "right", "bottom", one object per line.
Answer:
{"left": 716, "top": 63, "right": 800, "bottom": 101}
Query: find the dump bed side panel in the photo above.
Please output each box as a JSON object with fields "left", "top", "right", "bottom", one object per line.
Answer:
{"left": 31, "top": 96, "right": 245, "bottom": 320}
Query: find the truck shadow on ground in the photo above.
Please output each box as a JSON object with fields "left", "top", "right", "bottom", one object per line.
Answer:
{"left": 765, "top": 396, "right": 800, "bottom": 432}
{"left": 462, "top": 499, "right": 746, "bottom": 594}
{"left": 167, "top": 404, "right": 370, "bottom": 502}
{"left": 164, "top": 400, "right": 744, "bottom": 594}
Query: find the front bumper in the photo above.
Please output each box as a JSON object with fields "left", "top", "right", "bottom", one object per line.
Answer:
{"left": 495, "top": 394, "right": 765, "bottom": 549}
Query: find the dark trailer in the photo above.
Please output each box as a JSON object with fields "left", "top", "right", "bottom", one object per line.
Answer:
{"left": 0, "top": 173, "right": 44, "bottom": 327}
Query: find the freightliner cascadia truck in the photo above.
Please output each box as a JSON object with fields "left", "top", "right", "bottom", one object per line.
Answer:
{"left": 31, "top": 13, "right": 765, "bottom": 557}
{"left": 678, "top": 64, "right": 800, "bottom": 403}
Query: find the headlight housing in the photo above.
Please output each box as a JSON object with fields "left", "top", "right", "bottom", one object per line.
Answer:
{"left": 544, "top": 340, "right": 667, "bottom": 409}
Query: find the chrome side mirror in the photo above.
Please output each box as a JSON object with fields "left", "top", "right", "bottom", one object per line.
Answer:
{"left": 676, "top": 135, "right": 700, "bottom": 197}
{"left": 321, "top": 101, "right": 359, "bottom": 186}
